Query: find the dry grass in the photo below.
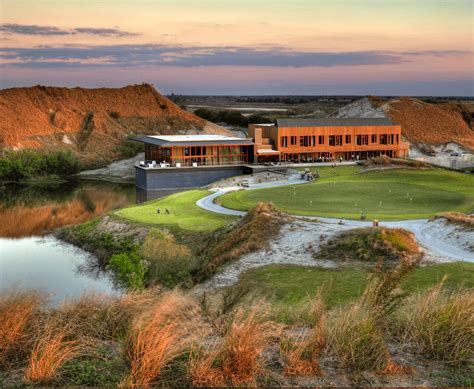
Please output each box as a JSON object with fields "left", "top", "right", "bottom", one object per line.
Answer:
{"left": 0, "top": 289, "right": 46, "bottom": 368}
{"left": 327, "top": 302, "right": 390, "bottom": 372}
{"left": 121, "top": 291, "right": 204, "bottom": 387}
{"left": 281, "top": 293, "right": 326, "bottom": 377}
{"left": 189, "top": 346, "right": 226, "bottom": 387}
{"left": 198, "top": 203, "right": 288, "bottom": 281}
{"left": 24, "top": 321, "right": 81, "bottom": 384}
{"left": 435, "top": 212, "right": 474, "bottom": 229}
{"left": 365, "top": 155, "right": 431, "bottom": 169}
{"left": 397, "top": 281, "right": 474, "bottom": 366}
{"left": 53, "top": 289, "right": 161, "bottom": 341}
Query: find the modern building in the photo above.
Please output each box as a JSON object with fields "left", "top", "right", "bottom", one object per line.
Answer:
{"left": 133, "top": 134, "right": 254, "bottom": 190}
{"left": 249, "top": 118, "right": 409, "bottom": 163}
{"left": 133, "top": 118, "right": 409, "bottom": 191}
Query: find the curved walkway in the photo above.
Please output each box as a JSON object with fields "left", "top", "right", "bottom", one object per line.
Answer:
{"left": 196, "top": 178, "right": 474, "bottom": 263}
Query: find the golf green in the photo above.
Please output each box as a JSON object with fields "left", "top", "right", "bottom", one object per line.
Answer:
{"left": 218, "top": 167, "right": 474, "bottom": 220}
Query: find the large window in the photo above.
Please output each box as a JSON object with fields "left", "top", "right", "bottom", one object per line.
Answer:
{"left": 280, "top": 136, "right": 288, "bottom": 147}
{"left": 371, "top": 134, "right": 377, "bottom": 143}
{"left": 356, "top": 135, "right": 369, "bottom": 145}
{"left": 329, "top": 135, "right": 343, "bottom": 146}
{"left": 318, "top": 135, "right": 325, "bottom": 144}
{"left": 290, "top": 136, "right": 297, "bottom": 146}
{"left": 345, "top": 135, "right": 351, "bottom": 144}
{"left": 300, "top": 136, "right": 314, "bottom": 147}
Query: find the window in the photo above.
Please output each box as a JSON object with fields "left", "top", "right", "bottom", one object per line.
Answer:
{"left": 280, "top": 136, "right": 288, "bottom": 147}
{"left": 311, "top": 136, "right": 316, "bottom": 146}
{"left": 356, "top": 135, "right": 369, "bottom": 145}
{"left": 396, "top": 134, "right": 399, "bottom": 144}
{"left": 380, "top": 134, "right": 388, "bottom": 145}
{"left": 300, "top": 136, "right": 312, "bottom": 147}
{"left": 318, "top": 135, "right": 325, "bottom": 144}
{"left": 371, "top": 134, "right": 377, "bottom": 143}
{"left": 329, "top": 135, "right": 343, "bottom": 146}
{"left": 290, "top": 136, "right": 297, "bottom": 146}
{"left": 345, "top": 135, "right": 351, "bottom": 144}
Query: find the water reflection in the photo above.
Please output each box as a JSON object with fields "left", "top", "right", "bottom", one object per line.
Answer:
{"left": 0, "top": 236, "right": 118, "bottom": 302}
{"left": 0, "top": 180, "right": 135, "bottom": 238}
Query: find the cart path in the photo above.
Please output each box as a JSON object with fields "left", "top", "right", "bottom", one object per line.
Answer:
{"left": 197, "top": 179, "right": 474, "bottom": 264}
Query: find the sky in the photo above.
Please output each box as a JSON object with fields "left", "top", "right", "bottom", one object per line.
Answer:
{"left": 0, "top": 0, "right": 473, "bottom": 95}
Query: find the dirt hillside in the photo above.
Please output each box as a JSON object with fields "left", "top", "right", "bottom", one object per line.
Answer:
{"left": 0, "top": 84, "right": 230, "bottom": 163}
{"left": 370, "top": 96, "right": 474, "bottom": 150}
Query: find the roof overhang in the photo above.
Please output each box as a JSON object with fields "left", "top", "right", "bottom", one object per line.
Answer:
{"left": 133, "top": 135, "right": 254, "bottom": 147}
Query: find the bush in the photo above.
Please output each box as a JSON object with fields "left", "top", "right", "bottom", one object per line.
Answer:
{"left": 141, "top": 229, "right": 197, "bottom": 288}
{"left": 115, "top": 136, "right": 143, "bottom": 158}
{"left": 0, "top": 149, "right": 81, "bottom": 181}
{"left": 108, "top": 252, "right": 145, "bottom": 291}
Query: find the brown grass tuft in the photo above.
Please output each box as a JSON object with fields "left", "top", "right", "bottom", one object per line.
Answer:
{"left": 24, "top": 321, "right": 81, "bottom": 383}
{"left": 281, "top": 293, "right": 326, "bottom": 377}
{"left": 0, "top": 289, "right": 46, "bottom": 368}
{"left": 198, "top": 202, "right": 288, "bottom": 281}
{"left": 121, "top": 291, "right": 203, "bottom": 387}
{"left": 435, "top": 212, "right": 474, "bottom": 229}
{"left": 189, "top": 346, "right": 226, "bottom": 387}
{"left": 327, "top": 302, "right": 390, "bottom": 372}
{"left": 397, "top": 282, "right": 474, "bottom": 367}
{"left": 221, "top": 305, "right": 273, "bottom": 386}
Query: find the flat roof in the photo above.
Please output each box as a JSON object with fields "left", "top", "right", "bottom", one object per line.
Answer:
{"left": 134, "top": 134, "right": 254, "bottom": 147}
{"left": 276, "top": 117, "right": 395, "bottom": 128}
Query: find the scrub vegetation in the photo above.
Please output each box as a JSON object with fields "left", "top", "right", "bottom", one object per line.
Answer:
{"left": 217, "top": 166, "right": 474, "bottom": 220}
{"left": 1, "top": 260, "right": 472, "bottom": 387}
{"left": 0, "top": 149, "right": 81, "bottom": 182}
{"left": 59, "top": 200, "right": 285, "bottom": 291}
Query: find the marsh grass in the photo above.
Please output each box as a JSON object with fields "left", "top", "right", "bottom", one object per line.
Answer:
{"left": 24, "top": 321, "right": 81, "bottom": 384}
{"left": 0, "top": 289, "right": 46, "bottom": 368}
{"left": 396, "top": 281, "right": 474, "bottom": 367}
{"left": 121, "top": 291, "right": 204, "bottom": 387}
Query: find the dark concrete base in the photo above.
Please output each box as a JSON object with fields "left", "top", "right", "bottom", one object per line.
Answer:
{"left": 135, "top": 165, "right": 246, "bottom": 190}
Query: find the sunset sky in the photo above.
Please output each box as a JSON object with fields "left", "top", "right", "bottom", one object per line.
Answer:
{"left": 1, "top": 0, "right": 473, "bottom": 95}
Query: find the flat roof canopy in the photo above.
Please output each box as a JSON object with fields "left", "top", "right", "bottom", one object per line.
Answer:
{"left": 134, "top": 134, "right": 254, "bottom": 147}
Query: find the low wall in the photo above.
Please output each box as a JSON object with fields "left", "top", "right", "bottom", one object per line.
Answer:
{"left": 412, "top": 155, "right": 474, "bottom": 170}
{"left": 135, "top": 165, "right": 246, "bottom": 190}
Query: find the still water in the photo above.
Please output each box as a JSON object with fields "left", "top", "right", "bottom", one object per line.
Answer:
{"left": 0, "top": 180, "right": 136, "bottom": 301}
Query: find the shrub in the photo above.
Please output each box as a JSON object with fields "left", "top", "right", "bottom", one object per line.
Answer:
{"left": 0, "top": 149, "right": 81, "bottom": 181}
{"left": 327, "top": 302, "right": 389, "bottom": 371}
{"left": 121, "top": 291, "right": 203, "bottom": 387}
{"left": 115, "top": 136, "right": 143, "bottom": 158}
{"left": 0, "top": 289, "right": 45, "bottom": 368}
{"left": 108, "top": 252, "right": 146, "bottom": 291}
{"left": 397, "top": 283, "right": 474, "bottom": 366}
{"left": 141, "top": 229, "right": 196, "bottom": 288}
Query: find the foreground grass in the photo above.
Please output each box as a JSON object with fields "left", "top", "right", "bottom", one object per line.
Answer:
{"left": 115, "top": 190, "right": 236, "bottom": 232}
{"left": 234, "top": 262, "right": 474, "bottom": 313}
{"left": 218, "top": 167, "right": 474, "bottom": 220}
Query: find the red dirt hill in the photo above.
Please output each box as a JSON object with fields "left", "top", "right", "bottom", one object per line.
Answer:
{"left": 369, "top": 96, "right": 474, "bottom": 150}
{"left": 0, "top": 84, "right": 230, "bottom": 162}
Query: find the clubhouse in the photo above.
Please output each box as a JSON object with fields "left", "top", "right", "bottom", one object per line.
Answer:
{"left": 133, "top": 118, "right": 409, "bottom": 190}
{"left": 249, "top": 118, "right": 409, "bottom": 163}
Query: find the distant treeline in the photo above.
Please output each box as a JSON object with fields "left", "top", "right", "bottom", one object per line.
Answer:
{"left": 193, "top": 108, "right": 272, "bottom": 127}
{"left": 0, "top": 150, "right": 81, "bottom": 182}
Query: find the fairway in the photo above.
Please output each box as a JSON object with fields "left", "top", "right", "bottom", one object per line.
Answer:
{"left": 115, "top": 190, "right": 236, "bottom": 232}
{"left": 235, "top": 262, "right": 474, "bottom": 311}
{"left": 218, "top": 167, "right": 474, "bottom": 220}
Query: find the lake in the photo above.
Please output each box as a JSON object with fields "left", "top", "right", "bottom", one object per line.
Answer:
{"left": 0, "top": 180, "right": 136, "bottom": 302}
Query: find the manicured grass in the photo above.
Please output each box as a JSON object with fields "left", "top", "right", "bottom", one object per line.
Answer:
{"left": 115, "top": 190, "right": 236, "bottom": 232}
{"left": 218, "top": 167, "right": 474, "bottom": 220}
{"left": 235, "top": 262, "right": 474, "bottom": 310}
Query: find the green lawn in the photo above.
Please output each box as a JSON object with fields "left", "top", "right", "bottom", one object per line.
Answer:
{"left": 217, "top": 167, "right": 474, "bottom": 220}
{"left": 235, "top": 262, "right": 474, "bottom": 310}
{"left": 115, "top": 190, "right": 236, "bottom": 232}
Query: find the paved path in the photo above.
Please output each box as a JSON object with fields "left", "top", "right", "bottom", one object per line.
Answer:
{"left": 196, "top": 178, "right": 474, "bottom": 263}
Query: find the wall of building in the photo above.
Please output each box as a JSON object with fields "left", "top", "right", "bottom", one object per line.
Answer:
{"left": 135, "top": 165, "right": 246, "bottom": 190}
